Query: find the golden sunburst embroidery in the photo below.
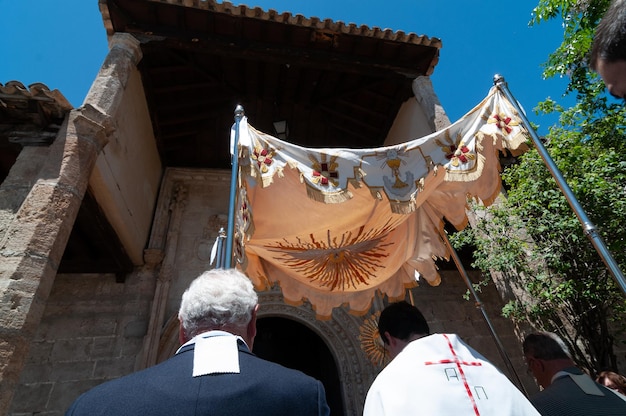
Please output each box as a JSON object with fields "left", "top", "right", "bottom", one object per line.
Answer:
{"left": 265, "top": 222, "right": 396, "bottom": 291}
{"left": 359, "top": 311, "right": 387, "bottom": 368}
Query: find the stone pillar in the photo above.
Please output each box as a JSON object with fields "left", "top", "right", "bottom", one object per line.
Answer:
{"left": 0, "top": 147, "right": 51, "bottom": 243}
{"left": 139, "top": 183, "right": 188, "bottom": 369}
{"left": 0, "top": 33, "right": 143, "bottom": 415}
{"left": 412, "top": 76, "right": 451, "bottom": 131}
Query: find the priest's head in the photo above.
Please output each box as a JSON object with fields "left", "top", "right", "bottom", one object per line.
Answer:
{"left": 178, "top": 268, "right": 259, "bottom": 348}
{"left": 377, "top": 301, "right": 430, "bottom": 359}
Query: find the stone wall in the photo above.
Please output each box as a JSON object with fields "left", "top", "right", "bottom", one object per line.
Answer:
{"left": 8, "top": 271, "right": 155, "bottom": 416}
{"left": 6, "top": 166, "right": 544, "bottom": 415}
{"left": 9, "top": 267, "right": 538, "bottom": 416}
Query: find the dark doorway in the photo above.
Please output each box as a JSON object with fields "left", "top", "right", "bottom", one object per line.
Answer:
{"left": 254, "top": 317, "right": 344, "bottom": 416}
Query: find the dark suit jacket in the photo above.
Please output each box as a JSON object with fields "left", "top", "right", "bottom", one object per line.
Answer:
{"left": 66, "top": 340, "right": 330, "bottom": 416}
{"left": 530, "top": 367, "right": 626, "bottom": 416}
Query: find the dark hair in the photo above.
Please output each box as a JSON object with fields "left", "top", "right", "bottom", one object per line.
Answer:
{"left": 590, "top": 0, "right": 626, "bottom": 69}
{"left": 596, "top": 370, "right": 626, "bottom": 395}
{"left": 377, "top": 301, "right": 430, "bottom": 344}
{"left": 522, "top": 332, "right": 571, "bottom": 360}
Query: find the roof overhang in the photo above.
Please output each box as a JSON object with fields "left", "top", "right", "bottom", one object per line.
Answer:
{"left": 99, "top": 0, "right": 442, "bottom": 168}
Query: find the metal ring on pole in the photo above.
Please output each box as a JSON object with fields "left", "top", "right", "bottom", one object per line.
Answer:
{"left": 493, "top": 75, "right": 626, "bottom": 296}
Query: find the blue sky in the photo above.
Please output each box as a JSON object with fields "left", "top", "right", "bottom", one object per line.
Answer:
{"left": 1, "top": 0, "right": 575, "bottom": 134}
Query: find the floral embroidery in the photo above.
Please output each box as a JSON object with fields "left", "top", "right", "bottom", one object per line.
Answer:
{"left": 309, "top": 153, "right": 339, "bottom": 187}
{"left": 488, "top": 112, "right": 520, "bottom": 134}
{"left": 443, "top": 141, "right": 475, "bottom": 167}
{"left": 252, "top": 146, "right": 275, "bottom": 173}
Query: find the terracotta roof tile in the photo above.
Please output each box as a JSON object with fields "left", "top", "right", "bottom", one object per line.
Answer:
{"left": 99, "top": 0, "right": 442, "bottom": 49}
{"left": 0, "top": 81, "right": 72, "bottom": 145}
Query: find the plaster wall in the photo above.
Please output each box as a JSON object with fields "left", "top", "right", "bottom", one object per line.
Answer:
{"left": 88, "top": 67, "right": 162, "bottom": 265}
{"left": 384, "top": 76, "right": 451, "bottom": 146}
{"left": 384, "top": 97, "right": 433, "bottom": 145}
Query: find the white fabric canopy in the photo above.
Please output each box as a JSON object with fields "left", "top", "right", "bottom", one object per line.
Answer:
{"left": 231, "top": 86, "right": 528, "bottom": 319}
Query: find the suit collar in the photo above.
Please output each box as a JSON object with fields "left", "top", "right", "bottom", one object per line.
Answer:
{"left": 176, "top": 333, "right": 251, "bottom": 355}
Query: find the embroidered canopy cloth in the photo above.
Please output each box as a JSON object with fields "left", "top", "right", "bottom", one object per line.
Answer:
{"left": 231, "top": 87, "right": 528, "bottom": 319}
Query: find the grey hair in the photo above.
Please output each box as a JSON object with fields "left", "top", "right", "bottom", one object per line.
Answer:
{"left": 178, "top": 268, "right": 258, "bottom": 338}
{"left": 523, "top": 331, "right": 571, "bottom": 360}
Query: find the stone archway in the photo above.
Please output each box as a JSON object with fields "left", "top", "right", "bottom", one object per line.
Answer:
{"left": 257, "top": 289, "right": 377, "bottom": 416}
{"left": 254, "top": 316, "right": 344, "bottom": 415}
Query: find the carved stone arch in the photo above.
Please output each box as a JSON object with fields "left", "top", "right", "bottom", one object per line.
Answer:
{"left": 156, "top": 315, "right": 181, "bottom": 363}
{"left": 257, "top": 289, "right": 377, "bottom": 416}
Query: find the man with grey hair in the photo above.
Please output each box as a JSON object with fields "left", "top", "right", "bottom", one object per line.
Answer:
{"left": 66, "top": 268, "right": 330, "bottom": 415}
{"left": 523, "top": 331, "right": 626, "bottom": 415}
{"left": 590, "top": 0, "right": 626, "bottom": 100}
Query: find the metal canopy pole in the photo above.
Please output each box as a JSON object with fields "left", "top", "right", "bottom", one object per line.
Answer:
{"left": 440, "top": 230, "right": 528, "bottom": 396}
{"left": 224, "top": 105, "right": 245, "bottom": 269}
{"left": 493, "top": 74, "right": 626, "bottom": 296}
{"left": 212, "top": 227, "right": 227, "bottom": 269}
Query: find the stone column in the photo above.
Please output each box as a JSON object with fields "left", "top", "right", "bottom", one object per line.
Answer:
{"left": 412, "top": 76, "right": 451, "bottom": 131}
{"left": 0, "top": 33, "right": 142, "bottom": 415}
{"left": 139, "top": 183, "right": 188, "bottom": 369}
{"left": 0, "top": 147, "right": 51, "bottom": 243}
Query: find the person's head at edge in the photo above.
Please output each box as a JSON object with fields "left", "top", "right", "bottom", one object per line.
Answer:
{"left": 178, "top": 268, "right": 259, "bottom": 349}
{"left": 596, "top": 370, "right": 626, "bottom": 395}
{"left": 590, "top": 0, "right": 626, "bottom": 100}
{"left": 522, "top": 331, "right": 574, "bottom": 389}
{"left": 377, "top": 301, "right": 430, "bottom": 360}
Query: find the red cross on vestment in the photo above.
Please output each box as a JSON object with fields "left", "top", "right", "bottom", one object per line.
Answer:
{"left": 423, "top": 334, "right": 484, "bottom": 416}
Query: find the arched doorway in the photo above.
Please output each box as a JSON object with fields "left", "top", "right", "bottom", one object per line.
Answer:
{"left": 254, "top": 317, "right": 344, "bottom": 416}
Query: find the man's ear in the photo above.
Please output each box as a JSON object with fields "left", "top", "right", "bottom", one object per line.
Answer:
{"left": 380, "top": 331, "right": 388, "bottom": 345}
{"left": 246, "top": 304, "right": 259, "bottom": 349}
{"left": 178, "top": 320, "right": 188, "bottom": 344}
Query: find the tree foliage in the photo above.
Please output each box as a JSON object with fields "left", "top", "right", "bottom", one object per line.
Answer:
{"left": 453, "top": 0, "right": 626, "bottom": 373}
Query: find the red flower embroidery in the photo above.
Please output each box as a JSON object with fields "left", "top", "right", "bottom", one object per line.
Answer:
{"left": 444, "top": 142, "right": 475, "bottom": 167}
{"left": 310, "top": 153, "right": 339, "bottom": 186}
{"left": 488, "top": 112, "right": 520, "bottom": 134}
{"left": 252, "top": 146, "right": 275, "bottom": 173}
{"left": 312, "top": 170, "right": 330, "bottom": 185}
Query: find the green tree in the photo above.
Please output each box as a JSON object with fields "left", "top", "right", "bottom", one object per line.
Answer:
{"left": 454, "top": 0, "right": 626, "bottom": 373}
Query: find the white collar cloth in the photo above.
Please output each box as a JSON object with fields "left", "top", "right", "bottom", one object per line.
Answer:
{"left": 176, "top": 330, "right": 247, "bottom": 377}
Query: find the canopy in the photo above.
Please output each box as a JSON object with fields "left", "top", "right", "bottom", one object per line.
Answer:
{"left": 231, "top": 86, "right": 529, "bottom": 319}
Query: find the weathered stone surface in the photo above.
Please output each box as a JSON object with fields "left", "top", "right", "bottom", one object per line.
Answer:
{"left": 0, "top": 146, "right": 51, "bottom": 252}
{"left": 1, "top": 32, "right": 144, "bottom": 416}
{"left": 7, "top": 272, "right": 153, "bottom": 415}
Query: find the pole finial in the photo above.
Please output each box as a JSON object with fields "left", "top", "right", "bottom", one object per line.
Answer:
{"left": 493, "top": 74, "right": 505, "bottom": 87}
{"left": 234, "top": 104, "right": 244, "bottom": 120}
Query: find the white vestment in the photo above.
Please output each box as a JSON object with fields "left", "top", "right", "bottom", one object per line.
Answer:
{"left": 363, "top": 333, "right": 540, "bottom": 416}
